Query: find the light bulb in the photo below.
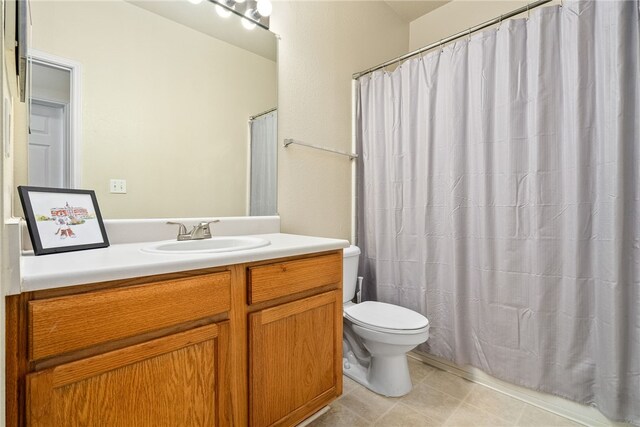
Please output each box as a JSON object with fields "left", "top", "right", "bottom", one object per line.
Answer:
{"left": 188, "top": 0, "right": 203, "bottom": 4}
{"left": 215, "top": 4, "right": 232, "bottom": 17}
{"left": 242, "top": 10, "right": 256, "bottom": 30}
{"left": 256, "top": 0, "right": 272, "bottom": 17}
{"left": 235, "top": 0, "right": 245, "bottom": 3}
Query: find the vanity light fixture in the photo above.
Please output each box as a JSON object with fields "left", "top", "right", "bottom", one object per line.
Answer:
{"left": 209, "top": 0, "right": 271, "bottom": 30}
{"left": 188, "top": 0, "right": 204, "bottom": 4}
{"left": 256, "top": 0, "right": 272, "bottom": 17}
{"left": 215, "top": 0, "right": 236, "bottom": 17}
{"left": 242, "top": 10, "right": 257, "bottom": 30}
{"left": 215, "top": 4, "right": 232, "bottom": 17}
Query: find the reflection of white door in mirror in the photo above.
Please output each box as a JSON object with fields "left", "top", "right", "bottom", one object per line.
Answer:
{"left": 28, "top": 51, "right": 82, "bottom": 190}
{"left": 29, "top": 101, "right": 67, "bottom": 187}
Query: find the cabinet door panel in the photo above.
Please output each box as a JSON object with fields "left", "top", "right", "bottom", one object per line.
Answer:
{"left": 27, "top": 323, "right": 231, "bottom": 427}
{"left": 249, "top": 291, "right": 342, "bottom": 427}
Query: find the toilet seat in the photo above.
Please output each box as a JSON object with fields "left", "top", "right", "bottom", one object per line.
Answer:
{"left": 344, "top": 301, "right": 429, "bottom": 335}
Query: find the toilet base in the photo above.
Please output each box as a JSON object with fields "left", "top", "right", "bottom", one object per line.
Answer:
{"left": 343, "top": 353, "right": 413, "bottom": 397}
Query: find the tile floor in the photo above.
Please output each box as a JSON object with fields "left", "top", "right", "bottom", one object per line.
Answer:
{"left": 309, "top": 357, "right": 583, "bottom": 427}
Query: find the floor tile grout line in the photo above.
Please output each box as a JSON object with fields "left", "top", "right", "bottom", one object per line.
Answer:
{"left": 440, "top": 399, "right": 464, "bottom": 426}
{"left": 333, "top": 393, "right": 376, "bottom": 425}
{"left": 405, "top": 381, "right": 466, "bottom": 425}
{"left": 431, "top": 371, "right": 469, "bottom": 426}
{"left": 459, "top": 386, "right": 517, "bottom": 424}
{"left": 458, "top": 398, "right": 521, "bottom": 425}
{"left": 368, "top": 398, "right": 401, "bottom": 425}
{"left": 397, "top": 400, "right": 448, "bottom": 426}
{"left": 420, "top": 380, "right": 473, "bottom": 402}
{"left": 414, "top": 367, "right": 437, "bottom": 385}
{"left": 514, "top": 403, "right": 527, "bottom": 426}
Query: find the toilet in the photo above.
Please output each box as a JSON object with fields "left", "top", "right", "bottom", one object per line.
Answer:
{"left": 342, "top": 245, "right": 429, "bottom": 397}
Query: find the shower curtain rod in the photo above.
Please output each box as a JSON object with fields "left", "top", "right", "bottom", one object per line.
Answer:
{"left": 249, "top": 107, "right": 277, "bottom": 121}
{"left": 283, "top": 138, "right": 358, "bottom": 160}
{"left": 352, "top": 0, "right": 553, "bottom": 79}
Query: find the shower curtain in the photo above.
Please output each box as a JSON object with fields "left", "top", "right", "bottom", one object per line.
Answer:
{"left": 356, "top": 1, "right": 639, "bottom": 424}
{"left": 250, "top": 110, "right": 278, "bottom": 216}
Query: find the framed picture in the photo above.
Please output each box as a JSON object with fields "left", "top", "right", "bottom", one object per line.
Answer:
{"left": 18, "top": 186, "right": 110, "bottom": 256}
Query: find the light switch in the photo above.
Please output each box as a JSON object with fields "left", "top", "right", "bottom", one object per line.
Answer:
{"left": 110, "top": 179, "right": 127, "bottom": 194}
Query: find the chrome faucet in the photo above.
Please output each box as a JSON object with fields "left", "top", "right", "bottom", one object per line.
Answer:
{"left": 167, "top": 220, "right": 220, "bottom": 241}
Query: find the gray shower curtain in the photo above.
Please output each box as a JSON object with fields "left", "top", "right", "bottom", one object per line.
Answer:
{"left": 250, "top": 110, "right": 278, "bottom": 216}
{"left": 356, "top": 1, "right": 640, "bottom": 424}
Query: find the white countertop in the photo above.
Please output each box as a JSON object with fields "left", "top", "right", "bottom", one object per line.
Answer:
{"left": 19, "top": 233, "right": 350, "bottom": 294}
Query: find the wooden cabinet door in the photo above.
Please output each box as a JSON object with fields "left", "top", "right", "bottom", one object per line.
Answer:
{"left": 249, "top": 291, "right": 342, "bottom": 427}
{"left": 26, "top": 322, "right": 232, "bottom": 427}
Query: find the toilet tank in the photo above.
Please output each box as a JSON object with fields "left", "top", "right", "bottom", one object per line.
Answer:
{"left": 343, "top": 245, "right": 361, "bottom": 303}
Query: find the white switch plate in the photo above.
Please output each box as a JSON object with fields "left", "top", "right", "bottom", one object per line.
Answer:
{"left": 110, "top": 179, "right": 127, "bottom": 194}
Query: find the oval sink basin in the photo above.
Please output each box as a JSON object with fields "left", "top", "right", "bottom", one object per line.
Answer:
{"left": 142, "top": 236, "right": 270, "bottom": 254}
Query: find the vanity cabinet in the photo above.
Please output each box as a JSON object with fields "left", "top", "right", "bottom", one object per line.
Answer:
{"left": 6, "top": 250, "right": 343, "bottom": 427}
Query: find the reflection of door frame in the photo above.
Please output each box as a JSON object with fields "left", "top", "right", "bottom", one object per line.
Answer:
{"left": 29, "top": 98, "right": 68, "bottom": 186}
{"left": 29, "top": 49, "right": 83, "bottom": 188}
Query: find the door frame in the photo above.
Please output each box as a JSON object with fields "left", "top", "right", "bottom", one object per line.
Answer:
{"left": 28, "top": 49, "right": 82, "bottom": 188}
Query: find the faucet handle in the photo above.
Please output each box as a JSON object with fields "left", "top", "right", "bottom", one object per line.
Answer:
{"left": 166, "top": 221, "right": 188, "bottom": 236}
{"left": 198, "top": 219, "right": 219, "bottom": 238}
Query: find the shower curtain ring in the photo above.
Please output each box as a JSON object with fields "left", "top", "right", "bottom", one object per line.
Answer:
{"left": 439, "top": 40, "right": 444, "bottom": 53}
{"left": 498, "top": 14, "right": 503, "bottom": 29}
{"left": 467, "top": 28, "right": 472, "bottom": 42}
{"left": 526, "top": 3, "right": 530, "bottom": 20}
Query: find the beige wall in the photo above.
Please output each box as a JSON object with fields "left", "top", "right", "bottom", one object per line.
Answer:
{"left": 20, "top": 0, "right": 276, "bottom": 218}
{"left": 409, "top": 0, "right": 559, "bottom": 50}
{"left": 271, "top": 1, "right": 409, "bottom": 240}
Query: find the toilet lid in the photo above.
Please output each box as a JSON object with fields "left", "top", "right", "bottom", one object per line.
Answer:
{"left": 344, "top": 301, "right": 429, "bottom": 331}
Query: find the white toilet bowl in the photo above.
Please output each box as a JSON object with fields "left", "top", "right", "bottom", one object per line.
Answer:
{"left": 342, "top": 246, "right": 429, "bottom": 397}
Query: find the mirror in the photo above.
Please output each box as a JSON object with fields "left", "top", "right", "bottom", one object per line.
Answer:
{"left": 22, "top": 0, "right": 278, "bottom": 218}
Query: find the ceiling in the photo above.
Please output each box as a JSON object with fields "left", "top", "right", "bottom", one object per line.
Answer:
{"left": 383, "top": 1, "right": 450, "bottom": 22}
{"left": 127, "top": 1, "right": 277, "bottom": 61}
{"left": 126, "top": 1, "right": 448, "bottom": 59}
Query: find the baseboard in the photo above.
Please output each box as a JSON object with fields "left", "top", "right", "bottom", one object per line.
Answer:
{"left": 296, "top": 406, "right": 330, "bottom": 427}
{"left": 409, "top": 351, "right": 630, "bottom": 427}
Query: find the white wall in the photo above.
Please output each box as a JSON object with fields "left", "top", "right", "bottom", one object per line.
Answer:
{"left": 271, "top": 1, "right": 409, "bottom": 240}
{"left": 19, "top": 0, "right": 276, "bottom": 219}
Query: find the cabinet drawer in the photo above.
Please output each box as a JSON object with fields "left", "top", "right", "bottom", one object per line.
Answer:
{"left": 28, "top": 271, "right": 231, "bottom": 361}
{"left": 247, "top": 252, "right": 342, "bottom": 305}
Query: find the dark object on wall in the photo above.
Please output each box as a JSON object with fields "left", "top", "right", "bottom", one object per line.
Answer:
{"left": 16, "top": 0, "right": 28, "bottom": 102}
